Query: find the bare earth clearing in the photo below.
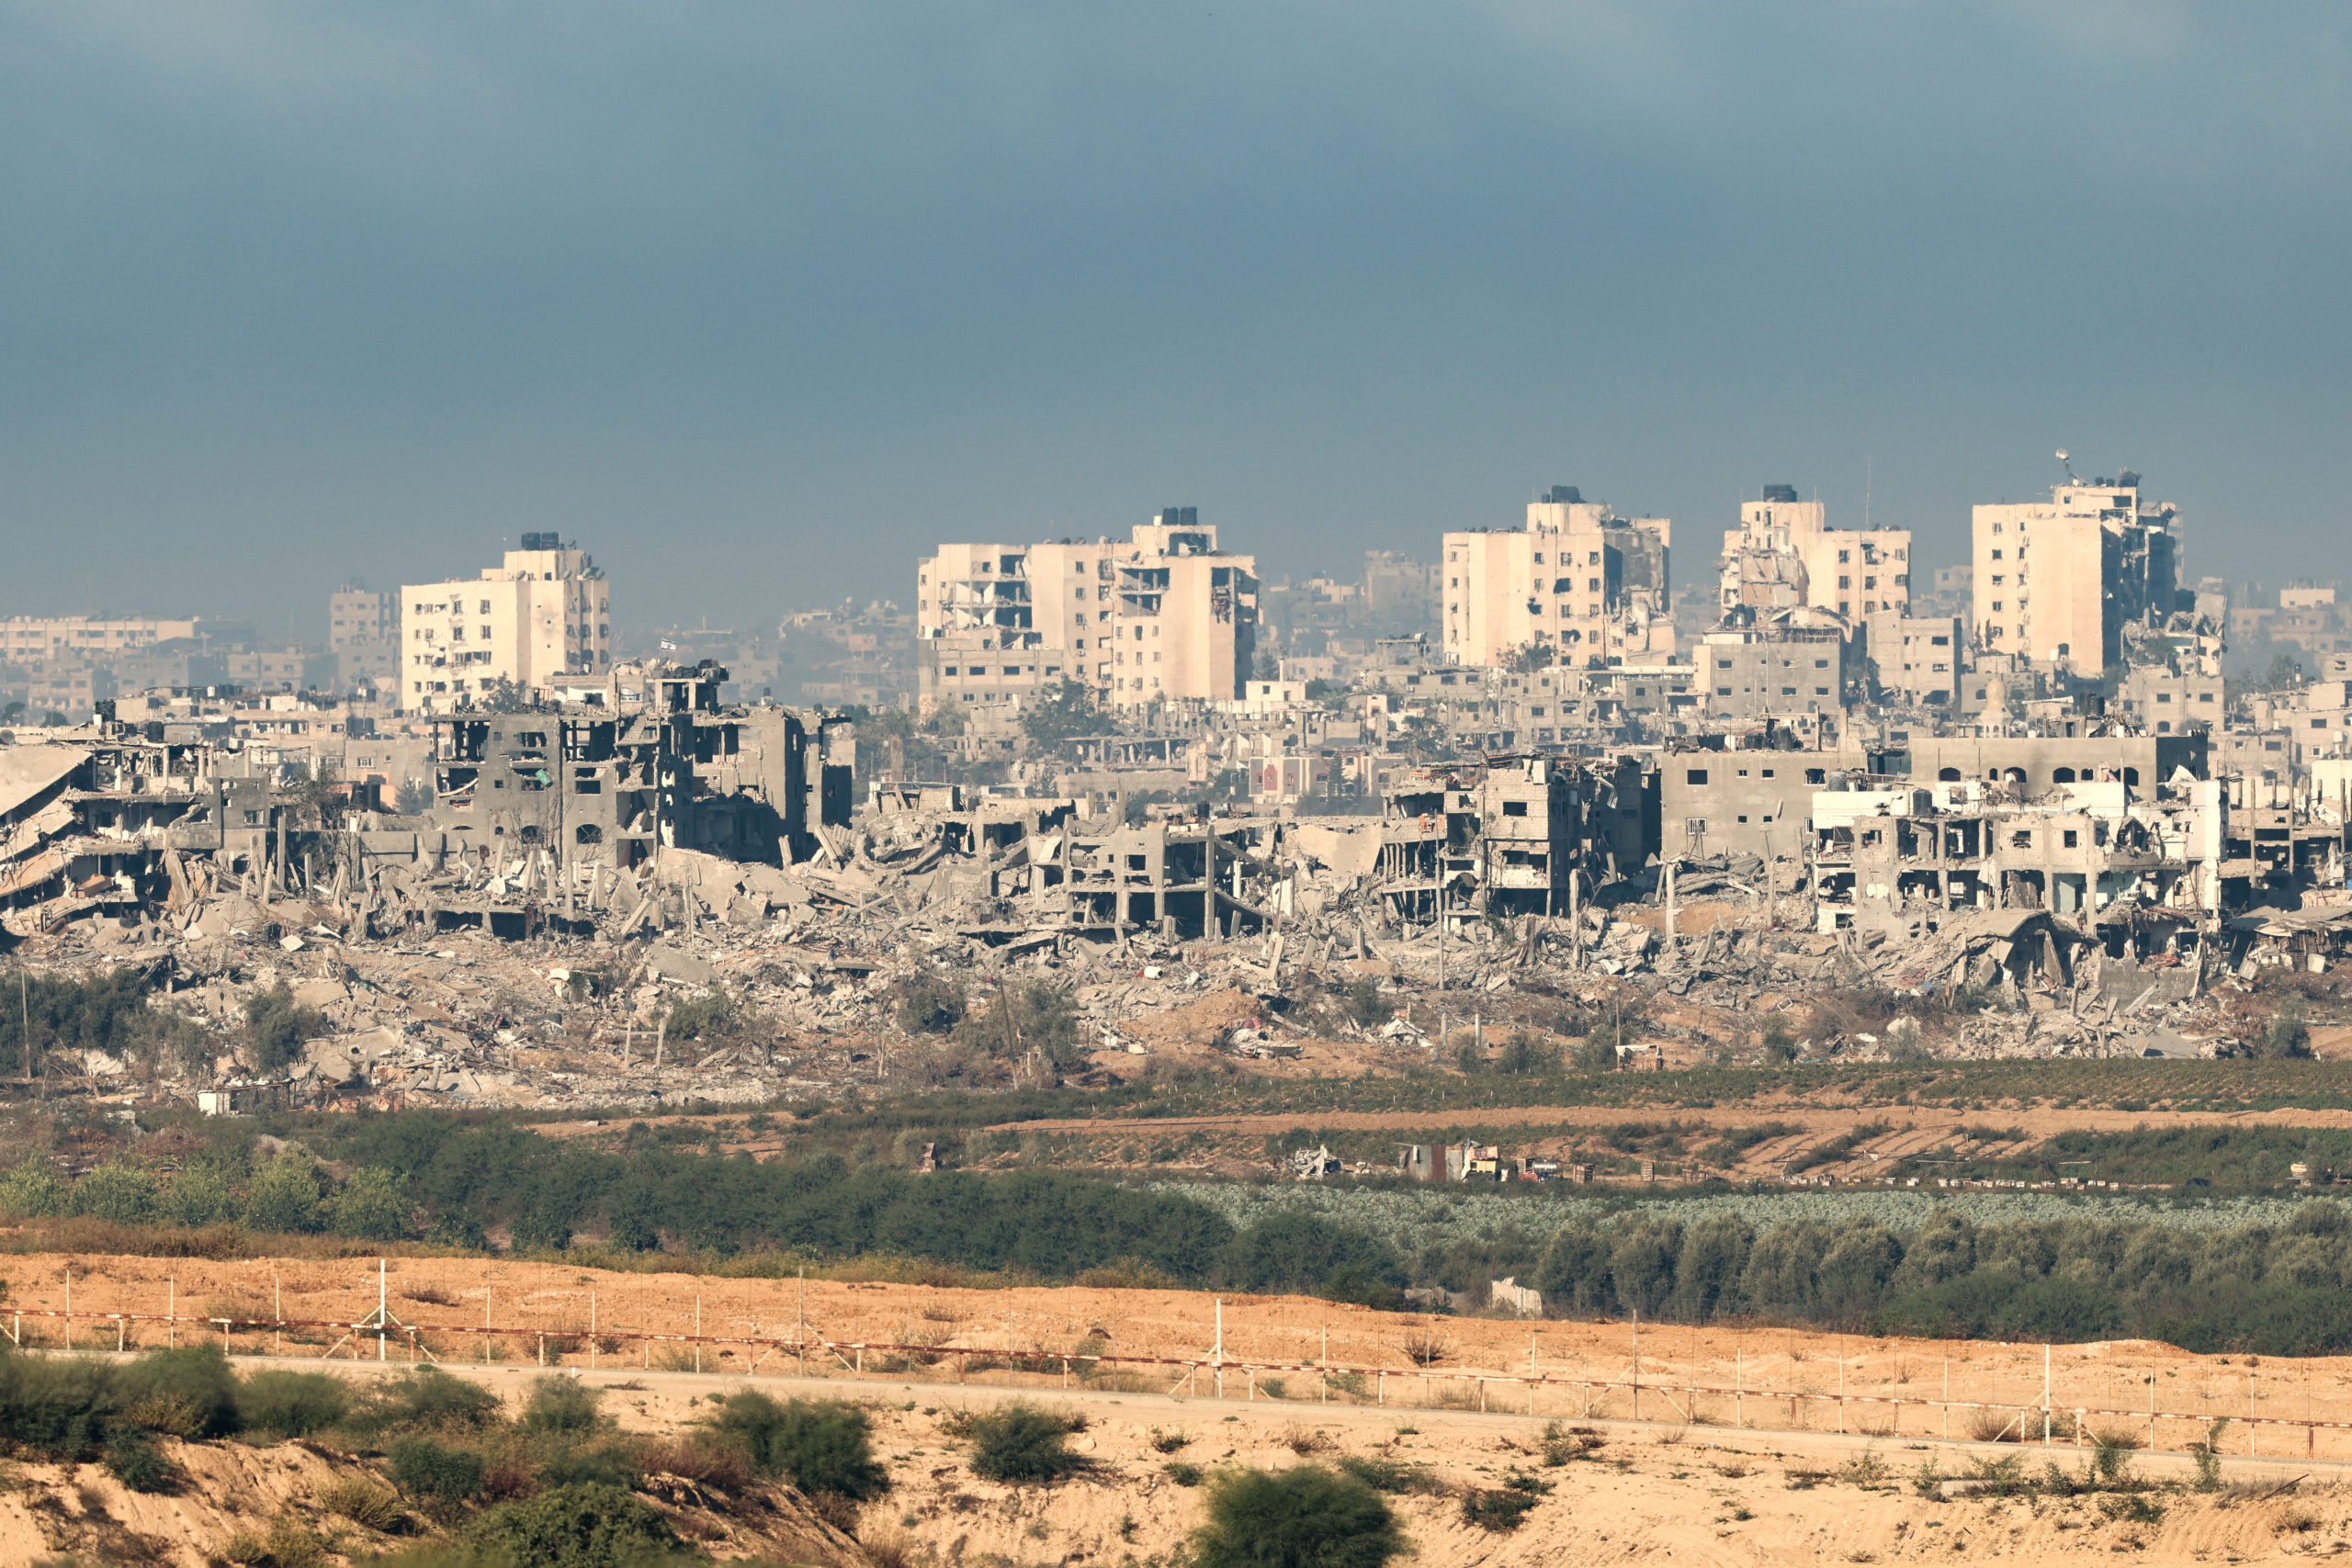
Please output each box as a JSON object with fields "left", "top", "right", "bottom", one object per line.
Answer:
{"left": 6, "top": 1253, "right": 2352, "bottom": 1562}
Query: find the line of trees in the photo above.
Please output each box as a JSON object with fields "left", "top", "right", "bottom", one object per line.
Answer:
{"left": 1523, "top": 1202, "right": 2352, "bottom": 1355}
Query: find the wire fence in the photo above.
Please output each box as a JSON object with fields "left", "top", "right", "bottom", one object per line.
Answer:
{"left": 6, "top": 1280, "right": 2346, "bottom": 1463}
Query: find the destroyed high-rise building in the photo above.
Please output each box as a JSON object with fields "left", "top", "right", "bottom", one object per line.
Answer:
{"left": 1717, "top": 485, "right": 1912, "bottom": 622}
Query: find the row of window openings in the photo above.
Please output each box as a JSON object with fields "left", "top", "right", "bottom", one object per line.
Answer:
{"left": 1683, "top": 764, "right": 2144, "bottom": 788}
{"left": 940, "top": 665, "right": 1064, "bottom": 679}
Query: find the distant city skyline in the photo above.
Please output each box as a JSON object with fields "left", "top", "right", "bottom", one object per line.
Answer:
{"left": 2, "top": 6, "right": 2346, "bottom": 634}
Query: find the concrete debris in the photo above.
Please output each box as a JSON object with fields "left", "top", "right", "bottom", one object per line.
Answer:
{"left": 0, "top": 655, "right": 2343, "bottom": 1112}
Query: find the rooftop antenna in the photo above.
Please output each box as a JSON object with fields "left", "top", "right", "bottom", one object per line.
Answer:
{"left": 1863, "top": 457, "right": 1872, "bottom": 531}
{"left": 2055, "top": 448, "right": 2077, "bottom": 484}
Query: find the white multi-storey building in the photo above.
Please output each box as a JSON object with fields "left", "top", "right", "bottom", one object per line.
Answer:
{"left": 399, "top": 535, "right": 612, "bottom": 713}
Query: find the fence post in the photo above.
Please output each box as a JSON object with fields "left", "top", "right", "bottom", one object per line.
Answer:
{"left": 1736, "top": 1349, "right": 1743, "bottom": 1429}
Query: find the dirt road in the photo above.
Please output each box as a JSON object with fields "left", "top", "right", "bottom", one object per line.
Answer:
{"left": 997, "top": 1100, "right": 2352, "bottom": 1140}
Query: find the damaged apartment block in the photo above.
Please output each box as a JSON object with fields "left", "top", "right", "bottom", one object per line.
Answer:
{"left": 405, "top": 664, "right": 854, "bottom": 936}
{"left": 1376, "top": 753, "right": 1653, "bottom": 923}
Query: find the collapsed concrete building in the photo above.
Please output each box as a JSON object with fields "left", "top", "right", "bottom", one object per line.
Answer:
{"left": 0, "top": 665, "right": 854, "bottom": 946}
{"left": 1809, "top": 773, "right": 2225, "bottom": 929}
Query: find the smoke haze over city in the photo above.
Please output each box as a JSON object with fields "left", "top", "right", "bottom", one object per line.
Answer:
{"left": 2, "top": 3, "right": 2348, "bottom": 637}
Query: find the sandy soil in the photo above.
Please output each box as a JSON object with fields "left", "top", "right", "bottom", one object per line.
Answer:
{"left": 3, "top": 1337, "right": 2347, "bottom": 1566}
{"left": 12, "top": 1252, "right": 2352, "bottom": 1464}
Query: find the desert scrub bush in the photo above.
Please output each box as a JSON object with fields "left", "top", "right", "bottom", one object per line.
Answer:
{"left": 2089, "top": 1428, "right": 2141, "bottom": 1489}
{"left": 2195, "top": 1420, "right": 2229, "bottom": 1490}
{"left": 1462, "top": 1483, "right": 1545, "bottom": 1531}
{"left": 1162, "top": 1461, "right": 1205, "bottom": 1486}
{"left": 520, "top": 1375, "right": 606, "bottom": 1435}
{"left": 350, "top": 1367, "right": 503, "bottom": 1435}
{"left": 236, "top": 1370, "right": 350, "bottom": 1438}
{"left": 709, "top": 1392, "right": 888, "bottom": 1501}
{"left": 961, "top": 1402, "right": 1088, "bottom": 1485}
{"left": 1400, "top": 1328, "right": 1452, "bottom": 1367}
{"left": 1278, "top": 1423, "right": 1334, "bottom": 1455}
{"left": 1335, "top": 1453, "right": 1444, "bottom": 1495}
{"left": 103, "top": 1428, "right": 175, "bottom": 1493}
{"left": 894, "top": 971, "right": 968, "bottom": 1035}
{"left": 388, "top": 1436, "right": 487, "bottom": 1505}
{"left": 1838, "top": 1448, "right": 1892, "bottom": 1488}
{"left": 114, "top": 1346, "right": 239, "bottom": 1438}
{"left": 0, "top": 1346, "right": 233, "bottom": 1460}
{"left": 1965, "top": 1453, "right": 2027, "bottom": 1497}
{"left": 319, "top": 1476, "right": 405, "bottom": 1532}
{"left": 1191, "top": 1465, "right": 1408, "bottom": 1568}
{"left": 535, "top": 1436, "right": 645, "bottom": 1494}
{"left": 458, "top": 1482, "right": 678, "bottom": 1568}
{"left": 1148, "top": 1427, "right": 1193, "bottom": 1453}
{"left": 1540, "top": 1422, "right": 1604, "bottom": 1465}
{"left": 2099, "top": 1493, "right": 2166, "bottom": 1525}
{"left": 630, "top": 1434, "right": 752, "bottom": 1494}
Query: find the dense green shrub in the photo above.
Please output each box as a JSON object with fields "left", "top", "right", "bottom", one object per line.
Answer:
{"left": 458, "top": 1482, "right": 677, "bottom": 1568}
{"left": 69, "top": 1163, "right": 159, "bottom": 1225}
{"left": 534, "top": 1438, "right": 644, "bottom": 1493}
{"left": 0, "top": 1156, "right": 62, "bottom": 1219}
{"left": 238, "top": 1370, "right": 351, "bottom": 1437}
{"left": 663, "top": 990, "right": 744, "bottom": 1042}
{"left": 0, "top": 969, "right": 169, "bottom": 1075}
{"left": 962, "top": 1402, "right": 1086, "bottom": 1485}
{"left": 162, "top": 1163, "right": 243, "bottom": 1227}
{"left": 711, "top": 1393, "right": 887, "bottom": 1500}
{"left": 243, "top": 982, "right": 327, "bottom": 1075}
{"left": 0, "top": 1347, "right": 243, "bottom": 1461}
{"left": 1191, "top": 1465, "right": 1407, "bottom": 1568}
{"left": 388, "top": 1435, "right": 486, "bottom": 1502}
{"left": 114, "top": 1347, "right": 239, "bottom": 1438}
{"left": 521, "top": 1375, "right": 605, "bottom": 1435}
{"left": 352, "top": 1368, "right": 503, "bottom": 1435}
{"left": 325, "top": 1167, "right": 415, "bottom": 1240}
{"left": 104, "top": 1427, "right": 174, "bottom": 1493}
{"left": 893, "top": 972, "right": 967, "bottom": 1035}
{"left": 243, "top": 1147, "right": 332, "bottom": 1235}
{"left": 1221, "top": 1212, "right": 1402, "bottom": 1299}
{"left": 1513, "top": 1198, "right": 2352, "bottom": 1356}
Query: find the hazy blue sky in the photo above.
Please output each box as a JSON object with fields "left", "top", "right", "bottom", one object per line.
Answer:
{"left": 2, "top": 3, "right": 2346, "bottom": 638}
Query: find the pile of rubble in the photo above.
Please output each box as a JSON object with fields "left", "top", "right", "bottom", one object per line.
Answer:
{"left": 0, "top": 682, "right": 2273, "bottom": 1111}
